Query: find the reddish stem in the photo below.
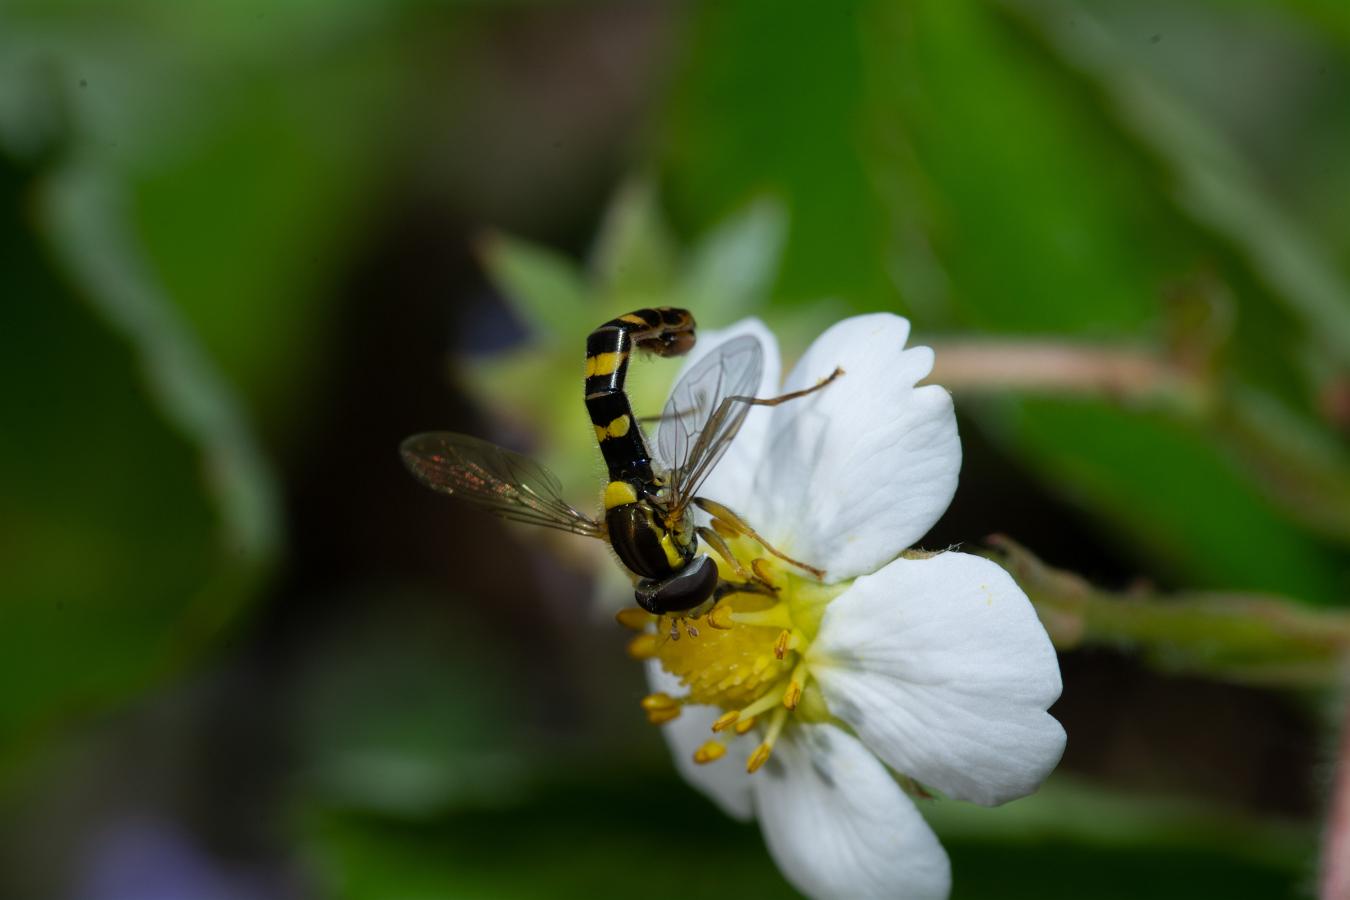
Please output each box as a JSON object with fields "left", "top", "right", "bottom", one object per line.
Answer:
{"left": 1323, "top": 700, "right": 1350, "bottom": 900}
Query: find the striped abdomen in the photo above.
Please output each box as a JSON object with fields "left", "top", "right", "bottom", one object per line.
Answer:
{"left": 584, "top": 308, "right": 696, "bottom": 485}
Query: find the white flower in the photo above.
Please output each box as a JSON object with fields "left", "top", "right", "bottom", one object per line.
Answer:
{"left": 632, "top": 315, "right": 1066, "bottom": 900}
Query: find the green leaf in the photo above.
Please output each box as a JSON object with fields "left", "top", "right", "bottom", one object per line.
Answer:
{"left": 1003, "top": 0, "right": 1350, "bottom": 365}
{"left": 660, "top": 1, "right": 892, "bottom": 312}
{"left": 997, "top": 397, "right": 1345, "bottom": 603}
{"left": 293, "top": 591, "right": 536, "bottom": 819}
{"left": 478, "top": 232, "right": 590, "bottom": 344}
{"left": 0, "top": 157, "right": 275, "bottom": 768}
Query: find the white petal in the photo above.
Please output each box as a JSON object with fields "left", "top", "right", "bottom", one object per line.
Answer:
{"left": 752, "top": 723, "right": 950, "bottom": 900}
{"left": 664, "top": 317, "right": 781, "bottom": 515}
{"left": 644, "top": 660, "right": 754, "bottom": 821}
{"left": 747, "top": 314, "right": 960, "bottom": 582}
{"left": 811, "top": 552, "right": 1066, "bottom": 806}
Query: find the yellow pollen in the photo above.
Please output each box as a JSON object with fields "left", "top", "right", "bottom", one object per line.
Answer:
{"left": 615, "top": 608, "right": 652, "bottom": 631}
{"left": 783, "top": 660, "right": 810, "bottom": 711}
{"left": 642, "top": 533, "right": 850, "bottom": 746}
{"left": 652, "top": 595, "right": 792, "bottom": 708}
{"left": 706, "top": 603, "right": 735, "bottom": 630}
{"left": 641, "top": 693, "right": 683, "bottom": 725}
{"left": 746, "top": 744, "right": 771, "bottom": 773}
{"left": 746, "top": 706, "right": 790, "bottom": 773}
{"left": 751, "top": 558, "right": 779, "bottom": 587}
{"left": 647, "top": 706, "right": 681, "bottom": 725}
{"left": 640, "top": 692, "right": 679, "bottom": 712}
{"left": 626, "top": 633, "right": 658, "bottom": 660}
{"left": 711, "top": 710, "right": 740, "bottom": 733}
{"left": 693, "top": 740, "right": 726, "bottom": 765}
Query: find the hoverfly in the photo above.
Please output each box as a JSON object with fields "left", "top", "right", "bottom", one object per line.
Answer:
{"left": 401, "top": 308, "right": 840, "bottom": 620}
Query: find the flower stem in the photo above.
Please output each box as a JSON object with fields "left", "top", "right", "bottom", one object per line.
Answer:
{"left": 983, "top": 535, "right": 1350, "bottom": 687}
{"left": 927, "top": 339, "right": 1350, "bottom": 544}
{"left": 1323, "top": 700, "right": 1350, "bottom": 900}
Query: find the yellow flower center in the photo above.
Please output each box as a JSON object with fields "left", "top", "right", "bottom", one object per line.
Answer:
{"left": 654, "top": 590, "right": 789, "bottom": 708}
{"left": 621, "top": 535, "right": 847, "bottom": 773}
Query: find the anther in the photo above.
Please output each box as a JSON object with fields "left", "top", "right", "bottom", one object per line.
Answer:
{"left": 706, "top": 604, "right": 735, "bottom": 630}
{"left": 734, "top": 716, "right": 757, "bottom": 735}
{"left": 686, "top": 623, "right": 700, "bottom": 639}
{"left": 711, "top": 710, "right": 740, "bottom": 733}
{"left": 783, "top": 660, "right": 810, "bottom": 711}
{"left": 694, "top": 740, "right": 727, "bottom": 765}
{"left": 640, "top": 692, "right": 680, "bottom": 712}
{"left": 746, "top": 706, "right": 789, "bottom": 773}
{"left": 773, "top": 630, "right": 791, "bottom": 660}
{"left": 752, "top": 558, "right": 779, "bottom": 589}
{"left": 641, "top": 695, "right": 683, "bottom": 726}
{"left": 746, "top": 743, "right": 772, "bottom": 773}
{"left": 626, "top": 633, "right": 658, "bottom": 660}
{"left": 615, "top": 608, "right": 653, "bottom": 631}
{"left": 647, "top": 706, "right": 681, "bottom": 725}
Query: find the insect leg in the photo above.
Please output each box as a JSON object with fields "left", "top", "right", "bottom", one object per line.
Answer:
{"left": 694, "top": 497, "right": 826, "bottom": 580}
{"left": 730, "top": 365, "right": 844, "bottom": 410}
{"left": 663, "top": 366, "right": 842, "bottom": 440}
{"left": 695, "top": 525, "right": 754, "bottom": 581}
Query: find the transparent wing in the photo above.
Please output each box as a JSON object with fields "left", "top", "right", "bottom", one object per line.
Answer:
{"left": 400, "top": 432, "right": 603, "bottom": 538}
{"left": 655, "top": 334, "right": 764, "bottom": 515}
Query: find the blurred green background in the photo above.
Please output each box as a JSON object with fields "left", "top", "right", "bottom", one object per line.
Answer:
{"left": 2, "top": 1, "right": 1348, "bottom": 898}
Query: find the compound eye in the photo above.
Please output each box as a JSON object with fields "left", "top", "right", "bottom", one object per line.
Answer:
{"left": 634, "top": 556, "right": 718, "bottom": 615}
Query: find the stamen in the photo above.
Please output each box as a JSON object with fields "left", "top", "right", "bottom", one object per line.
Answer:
{"left": 728, "top": 606, "right": 794, "bottom": 629}
{"left": 734, "top": 716, "right": 757, "bottom": 735}
{"left": 706, "top": 604, "right": 735, "bottom": 630}
{"left": 746, "top": 706, "right": 789, "bottom": 773}
{"left": 782, "top": 660, "right": 810, "bottom": 711}
{"left": 615, "top": 608, "right": 652, "bottom": 631}
{"left": 693, "top": 740, "right": 727, "bottom": 765}
{"left": 773, "top": 629, "right": 791, "bottom": 660}
{"left": 738, "top": 683, "right": 789, "bottom": 721}
{"left": 626, "top": 633, "right": 658, "bottom": 660}
{"left": 686, "top": 623, "right": 700, "bottom": 639}
{"left": 711, "top": 710, "right": 741, "bottom": 733}
{"left": 641, "top": 692, "right": 680, "bottom": 712}
{"left": 647, "top": 706, "right": 681, "bottom": 725}
{"left": 641, "top": 692, "right": 682, "bottom": 724}
{"left": 751, "top": 558, "right": 779, "bottom": 589}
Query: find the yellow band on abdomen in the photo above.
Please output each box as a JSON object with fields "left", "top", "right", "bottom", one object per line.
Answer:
{"left": 585, "top": 351, "right": 625, "bottom": 378}
{"left": 604, "top": 480, "right": 638, "bottom": 510}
